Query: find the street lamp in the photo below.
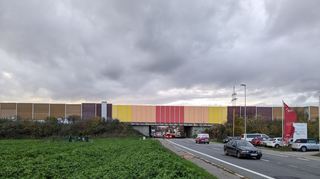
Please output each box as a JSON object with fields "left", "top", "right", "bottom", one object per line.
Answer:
{"left": 240, "top": 84, "right": 247, "bottom": 138}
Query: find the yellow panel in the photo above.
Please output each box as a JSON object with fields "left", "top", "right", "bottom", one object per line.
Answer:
{"left": 208, "top": 107, "right": 227, "bottom": 124}
{"left": 116, "top": 105, "right": 132, "bottom": 122}
{"left": 112, "top": 105, "right": 118, "bottom": 119}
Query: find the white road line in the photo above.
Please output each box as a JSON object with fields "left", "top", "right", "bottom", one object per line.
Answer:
{"left": 297, "top": 157, "right": 310, "bottom": 161}
{"left": 261, "top": 159, "right": 270, "bottom": 162}
{"left": 167, "top": 140, "right": 275, "bottom": 179}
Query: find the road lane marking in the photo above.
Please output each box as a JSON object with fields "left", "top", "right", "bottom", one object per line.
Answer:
{"left": 261, "top": 159, "right": 269, "bottom": 162}
{"left": 167, "top": 140, "right": 275, "bottom": 179}
{"left": 297, "top": 157, "right": 310, "bottom": 161}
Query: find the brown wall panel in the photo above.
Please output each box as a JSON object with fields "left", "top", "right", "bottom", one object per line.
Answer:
{"left": 66, "top": 104, "right": 81, "bottom": 117}
{"left": 0, "top": 103, "right": 17, "bottom": 119}
{"left": 34, "top": 104, "right": 49, "bottom": 120}
{"left": 17, "top": 103, "right": 32, "bottom": 120}
{"left": 310, "top": 106, "right": 319, "bottom": 121}
{"left": 50, "top": 104, "right": 65, "bottom": 118}
{"left": 272, "top": 107, "right": 282, "bottom": 121}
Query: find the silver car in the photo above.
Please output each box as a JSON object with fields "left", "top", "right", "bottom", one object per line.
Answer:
{"left": 291, "top": 139, "right": 320, "bottom": 152}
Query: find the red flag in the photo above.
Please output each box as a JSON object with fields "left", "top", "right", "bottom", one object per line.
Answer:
{"left": 283, "top": 102, "right": 297, "bottom": 142}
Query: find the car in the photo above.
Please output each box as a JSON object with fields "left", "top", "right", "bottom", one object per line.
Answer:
{"left": 251, "top": 137, "right": 264, "bottom": 146}
{"left": 241, "top": 133, "right": 269, "bottom": 142}
{"left": 195, "top": 133, "right": 210, "bottom": 144}
{"left": 224, "top": 139, "right": 262, "bottom": 159}
{"left": 163, "top": 133, "right": 175, "bottom": 139}
{"left": 264, "top": 137, "right": 283, "bottom": 148}
{"left": 291, "top": 138, "right": 320, "bottom": 152}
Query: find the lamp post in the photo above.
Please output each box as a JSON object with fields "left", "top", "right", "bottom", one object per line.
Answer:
{"left": 241, "top": 84, "right": 247, "bottom": 139}
{"left": 318, "top": 95, "right": 320, "bottom": 151}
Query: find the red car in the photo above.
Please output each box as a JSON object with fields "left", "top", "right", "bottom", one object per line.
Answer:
{"left": 251, "top": 137, "right": 263, "bottom": 146}
{"left": 163, "top": 133, "right": 175, "bottom": 139}
{"left": 195, "top": 133, "right": 210, "bottom": 144}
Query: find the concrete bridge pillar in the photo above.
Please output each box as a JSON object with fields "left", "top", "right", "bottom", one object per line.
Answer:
{"left": 132, "top": 125, "right": 150, "bottom": 136}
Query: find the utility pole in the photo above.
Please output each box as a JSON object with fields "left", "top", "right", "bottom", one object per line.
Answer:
{"left": 231, "top": 85, "right": 237, "bottom": 137}
{"left": 241, "top": 84, "right": 247, "bottom": 138}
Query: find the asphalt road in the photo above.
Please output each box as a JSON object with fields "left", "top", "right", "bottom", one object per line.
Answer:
{"left": 167, "top": 139, "right": 320, "bottom": 179}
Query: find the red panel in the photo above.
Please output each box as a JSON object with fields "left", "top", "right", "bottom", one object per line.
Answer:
{"left": 179, "top": 106, "right": 184, "bottom": 123}
{"left": 161, "top": 106, "right": 166, "bottom": 123}
{"left": 165, "top": 106, "right": 169, "bottom": 123}
{"left": 169, "top": 106, "right": 174, "bottom": 123}
{"left": 156, "top": 106, "right": 161, "bottom": 123}
{"left": 175, "top": 106, "right": 179, "bottom": 124}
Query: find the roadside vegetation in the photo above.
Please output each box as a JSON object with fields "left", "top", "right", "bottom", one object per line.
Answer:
{"left": 0, "top": 138, "right": 216, "bottom": 178}
{"left": 0, "top": 118, "right": 140, "bottom": 138}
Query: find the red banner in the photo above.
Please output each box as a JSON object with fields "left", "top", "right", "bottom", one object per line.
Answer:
{"left": 283, "top": 102, "right": 297, "bottom": 142}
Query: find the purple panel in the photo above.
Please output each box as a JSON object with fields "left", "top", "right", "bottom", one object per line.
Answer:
{"left": 227, "top": 106, "right": 240, "bottom": 123}
{"left": 82, "top": 103, "right": 96, "bottom": 120}
{"left": 107, "top": 104, "right": 112, "bottom": 118}
{"left": 96, "top": 104, "right": 101, "bottom": 117}
{"left": 257, "top": 107, "right": 272, "bottom": 121}
{"left": 240, "top": 106, "right": 257, "bottom": 119}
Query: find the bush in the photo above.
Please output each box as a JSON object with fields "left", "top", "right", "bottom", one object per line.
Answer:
{"left": 0, "top": 118, "right": 141, "bottom": 139}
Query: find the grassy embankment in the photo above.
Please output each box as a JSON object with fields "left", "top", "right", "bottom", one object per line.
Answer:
{"left": 0, "top": 138, "right": 216, "bottom": 178}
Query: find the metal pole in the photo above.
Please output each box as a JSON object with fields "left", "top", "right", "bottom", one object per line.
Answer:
{"left": 318, "top": 96, "right": 320, "bottom": 150}
{"left": 244, "top": 85, "right": 247, "bottom": 137}
{"left": 282, "top": 102, "right": 284, "bottom": 141}
{"left": 241, "top": 84, "right": 247, "bottom": 139}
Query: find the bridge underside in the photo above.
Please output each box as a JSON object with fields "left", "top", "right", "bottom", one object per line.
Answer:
{"left": 131, "top": 124, "right": 212, "bottom": 138}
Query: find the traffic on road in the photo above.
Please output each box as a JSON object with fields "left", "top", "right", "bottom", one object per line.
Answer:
{"left": 164, "top": 137, "right": 320, "bottom": 179}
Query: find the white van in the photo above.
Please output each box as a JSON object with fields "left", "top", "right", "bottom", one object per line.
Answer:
{"left": 241, "top": 133, "right": 269, "bottom": 142}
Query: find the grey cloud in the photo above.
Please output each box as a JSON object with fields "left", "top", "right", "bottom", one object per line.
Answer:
{"left": 0, "top": 0, "right": 319, "bottom": 106}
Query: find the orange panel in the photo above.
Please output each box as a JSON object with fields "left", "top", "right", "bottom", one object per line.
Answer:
{"left": 184, "top": 106, "right": 208, "bottom": 123}
{"left": 132, "top": 105, "right": 156, "bottom": 123}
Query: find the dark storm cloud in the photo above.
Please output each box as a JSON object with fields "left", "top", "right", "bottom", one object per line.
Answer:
{"left": 0, "top": 0, "right": 319, "bottom": 106}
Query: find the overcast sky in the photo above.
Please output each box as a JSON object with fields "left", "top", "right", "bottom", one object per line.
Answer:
{"left": 0, "top": 0, "right": 320, "bottom": 106}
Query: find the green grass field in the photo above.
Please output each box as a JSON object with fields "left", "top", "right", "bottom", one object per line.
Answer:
{"left": 0, "top": 138, "right": 216, "bottom": 179}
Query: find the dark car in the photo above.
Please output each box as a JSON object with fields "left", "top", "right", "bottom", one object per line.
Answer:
{"left": 224, "top": 139, "right": 262, "bottom": 159}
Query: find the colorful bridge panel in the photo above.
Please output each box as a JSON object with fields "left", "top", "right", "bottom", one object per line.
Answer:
{"left": 50, "top": 104, "right": 65, "bottom": 119}
{"left": 34, "top": 104, "right": 49, "bottom": 120}
{"left": 112, "top": 105, "right": 132, "bottom": 122}
{"left": 208, "top": 107, "right": 227, "bottom": 124}
{"left": 132, "top": 105, "right": 156, "bottom": 123}
{"left": 0, "top": 103, "right": 17, "bottom": 119}
{"left": 184, "top": 106, "right": 208, "bottom": 124}
{"left": 257, "top": 107, "right": 272, "bottom": 121}
{"left": 82, "top": 103, "right": 96, "bottom": 120}
{"left": 17, "top": 103, "right": 32, "bottom": 120}
{"left": 156, "top": 106, "right": 184, "bottom": 124}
